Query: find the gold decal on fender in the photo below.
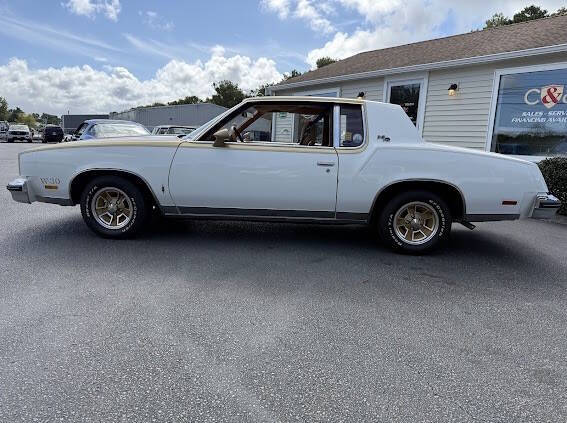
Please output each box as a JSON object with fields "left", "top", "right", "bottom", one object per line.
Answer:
{"left": 44, "top": 184, "right": 58, "bottom": 190}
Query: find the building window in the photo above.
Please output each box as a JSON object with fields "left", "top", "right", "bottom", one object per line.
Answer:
{"left": 491, "top": 66, "right": 567, "bottom": 156}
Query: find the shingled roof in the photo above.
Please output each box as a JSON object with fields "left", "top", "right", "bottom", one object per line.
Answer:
{"left": 278, "top": 14, "right": 567, "bottom": 87}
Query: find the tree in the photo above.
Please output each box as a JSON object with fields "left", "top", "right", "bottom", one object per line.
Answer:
{"left": 316, "top": 57, "right": 337, "bottom": 68}
{"left": 484, "top": 12, "right": 512, "bottom": 28}
{"left": 7, "top": 107, "right": 23, "bottom": 123}
{"left": 40, "top": 113, "right": 61, "bottom": 125}
{"left": 283, "top": 69, "right": 302, "bottom": 81}
{"left": 250, "top": 83, "right": 275, "bottom": 97}
{"left": 18, "top": 113, "right": 38, "bottom": 129}
{"left": 168, "top": 95, "right": 201, "bottom": 105}
{"left": 483, "top": 5, "right": 556, "bottom": 29}
{"left": 512, "top": 5, "right": 548, "bottom": 23}
{"left": 206, "top": 80, "right": 247, "bottom": 108}
{"left": 0, "top": 97, "right": 8, "bottom": 121}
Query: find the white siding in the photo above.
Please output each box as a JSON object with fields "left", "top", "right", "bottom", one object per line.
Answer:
{"left": 423, "top": 67, "right": 494, "bottom": 149}
{"left": 277, "top": 77, "right": 384, "bottom": 101}
{"left": 423, "top": 53, "right": 567, "bottom": 150}
{"left": 279, "top": 52, "right": 567, "bottom": 150}
{"left": 273, "top": 113, "right": 293, "bottom": 142}
{"left": 340, "top": 78, "right": 384, "bottom": 101}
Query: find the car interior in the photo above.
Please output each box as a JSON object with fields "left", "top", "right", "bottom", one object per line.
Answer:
{"left": 202, "top": 102, "right": 333, "bottom": 147}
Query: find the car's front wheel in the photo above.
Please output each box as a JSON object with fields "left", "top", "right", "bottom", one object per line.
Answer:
{"left": 80, "top": 176, "right": 148, "bottom": 239}
{"left": 377, "top": 190, "right": 451, "bottom": 254}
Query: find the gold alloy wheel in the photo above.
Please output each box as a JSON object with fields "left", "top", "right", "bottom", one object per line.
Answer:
{"left": 91, "top": 187, "right": 133, "bottom": 230}
{"left": 393, "top": 201, "right": 439, "bottom": 245}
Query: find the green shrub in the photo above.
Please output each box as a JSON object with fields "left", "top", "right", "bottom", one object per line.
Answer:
{"left": 538, "top": 157, "right": 567, "bottom": 215}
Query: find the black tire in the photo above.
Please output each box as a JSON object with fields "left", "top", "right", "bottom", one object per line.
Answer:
{"left": 80, "top": 176, "right": 148, "bottom": 239}
{"left": 377, "top": 190, "right": 451, "bottom": 254}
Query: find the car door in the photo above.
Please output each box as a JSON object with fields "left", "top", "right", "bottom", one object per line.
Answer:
{"left": 168, "top": 103, "right": 339, "bottom": 219}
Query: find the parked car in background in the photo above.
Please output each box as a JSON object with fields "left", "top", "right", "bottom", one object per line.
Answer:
{"left": 7, "top": 96, "right": 561, "bottom": 253}
{"left": 69, "top": 120, "right": 150, "bottom": 141}
{"left": 6, "top": 124, "right": 32, "bottom": 143}
{"left": 42, "top": 125, "right": 64, "bottom": 143}
{"left": 151, "top": 125, "right": 196, "bottom": 137}
{"left": 0, "top": 121, "right": 8, "bottom": 140}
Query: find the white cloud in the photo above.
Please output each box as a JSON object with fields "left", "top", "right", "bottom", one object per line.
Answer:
{"left": 64, "top": 0, "right": 121, "bottom": 21}
{"left": 0, "top": 52, "right": 283, "bottom": 115}
{"left": 261, "top": 0, "right": 291, "bottom": 19}
{"left": 294, "top": 0, "right": 334, "bottom": 33}
{"left": 305, "top": 0, "right": 567, "bottom": 68}
{"left": 262, "top": 0, "right": 334, "bottom": 33}
{"left": 140, "top": 10, "right": 175, "bottom": 31}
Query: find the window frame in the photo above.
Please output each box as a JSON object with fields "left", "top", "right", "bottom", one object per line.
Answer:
{"left": 486, "top": 61, "right": 567, "bottom": 161}
{"left": 333, "top": 104, "right": 368, "bottom": 150}
{"left": 383, "top": 73, "right": 428, "bottom": 135}
{"left": 197, "top": 101, "right": 337, "bottom": 149}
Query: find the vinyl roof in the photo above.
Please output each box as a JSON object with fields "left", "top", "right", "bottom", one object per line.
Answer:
{"left": 280, "top": 15, "right": 567, "bottom": 86}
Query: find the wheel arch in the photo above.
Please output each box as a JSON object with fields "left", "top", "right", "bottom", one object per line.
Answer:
{"left": 370, "top": 179, "right": 466, "bottom": 223}
{"left": 69, "top": 168, "right": 160, "bottom": 208}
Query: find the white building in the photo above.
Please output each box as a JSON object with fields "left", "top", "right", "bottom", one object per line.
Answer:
{"left": 268, "top": 15, "right": 567, "bottom": 160}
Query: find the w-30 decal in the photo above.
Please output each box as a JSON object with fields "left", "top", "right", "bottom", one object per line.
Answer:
{"left": 40, "top": 177, "right": 61, "bottom": 185}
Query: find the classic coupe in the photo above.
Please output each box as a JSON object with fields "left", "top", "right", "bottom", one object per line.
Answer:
{"left": 7, "top": 96, "right": 560, "bottom": 253}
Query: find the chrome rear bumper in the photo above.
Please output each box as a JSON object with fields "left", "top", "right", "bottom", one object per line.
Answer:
{"left": 531, "top": 193, "right": 561, "bottom": 219}
{"left": 6, "top": 178, "right": 31, "bottom": 204}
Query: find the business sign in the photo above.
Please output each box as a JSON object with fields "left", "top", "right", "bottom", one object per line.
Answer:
{"left": 524, "top": 84, "right": 567, "bottom": 108}
{"left": 492, "top": 67, "right": 567, "bottom": 156}
{"left": 506, "top": 81, "right": 567, "bottom": 125}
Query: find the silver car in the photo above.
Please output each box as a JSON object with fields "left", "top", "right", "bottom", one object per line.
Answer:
{"left": 69, "top": 119, "right": 150, "bottom": 141}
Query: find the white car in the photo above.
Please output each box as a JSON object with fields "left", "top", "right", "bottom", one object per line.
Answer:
{"left": 6, "top": 96, "right": 560, "bottom": 253}
{"left": 6, "top": 124, "right": 32, "bottom": 143}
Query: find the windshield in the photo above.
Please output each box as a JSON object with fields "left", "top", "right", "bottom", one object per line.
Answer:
{"left": 10, "top": 125, "right": 28, "bottom": 131}
{"left": 182, "top": 119, "right": 222, "bottom": 140}
{"left": 92, "top": 123, "right": 150, "bottom": 138}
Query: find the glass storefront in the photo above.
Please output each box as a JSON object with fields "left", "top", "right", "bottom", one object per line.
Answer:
{"left": 491, "top": 67, "right": 567, "bottom": 156}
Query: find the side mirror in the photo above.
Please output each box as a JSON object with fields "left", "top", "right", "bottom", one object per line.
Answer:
{"left": 212, "top": 128, "right": 229, "bottom": 147}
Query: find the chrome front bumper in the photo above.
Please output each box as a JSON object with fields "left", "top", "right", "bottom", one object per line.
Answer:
{"left": 6, "top": 177, "right": 32, "bottom": 204}
{"left": 532, "top": 193, "right": 561, "bottom": 219}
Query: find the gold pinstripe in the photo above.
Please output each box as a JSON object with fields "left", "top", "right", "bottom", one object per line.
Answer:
{"left": 20, "top": 139, "right": 182, "bottom": 154}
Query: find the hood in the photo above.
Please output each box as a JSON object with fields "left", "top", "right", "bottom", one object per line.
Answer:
{"left": 20, "top": 135, "right": 182, "bottom": 155}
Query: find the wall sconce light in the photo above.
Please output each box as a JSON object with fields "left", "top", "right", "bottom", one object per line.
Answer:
{"left": 357, "top": 91, "right": 365, "bottom": 99}
{"left": 448, "top": 83, "right": 458, "bottom": 96}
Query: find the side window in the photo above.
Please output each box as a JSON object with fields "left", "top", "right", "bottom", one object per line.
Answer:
{"left": 339, "top": 105, "right": 364, "bottom": 147}
{"left": 201, "top": 103, "right": 333, "bottom": 147}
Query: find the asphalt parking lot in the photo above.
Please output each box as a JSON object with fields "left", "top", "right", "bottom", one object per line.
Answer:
{"left": 1, "top": 143, "right": 566, "bottom": 422}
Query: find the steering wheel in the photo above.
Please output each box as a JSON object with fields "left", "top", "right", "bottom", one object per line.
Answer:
{"left": 231, "top": 125, "right": 244, "bottom": 142}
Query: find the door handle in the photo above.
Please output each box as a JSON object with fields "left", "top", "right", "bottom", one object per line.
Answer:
{"left": 317, "top": 161, "right": 335, "bottom": 167}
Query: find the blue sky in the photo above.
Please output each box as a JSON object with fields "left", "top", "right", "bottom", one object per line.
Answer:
{"left": 0, "top": 0, "right": 564, "bottom": 115}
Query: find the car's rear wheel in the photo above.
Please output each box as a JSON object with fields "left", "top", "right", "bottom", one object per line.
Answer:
{"left": 377, "top": 190, "right": 451, "bottom": 254}
{"left": 80, "top": 176, "right": 148, "bottom": 239}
